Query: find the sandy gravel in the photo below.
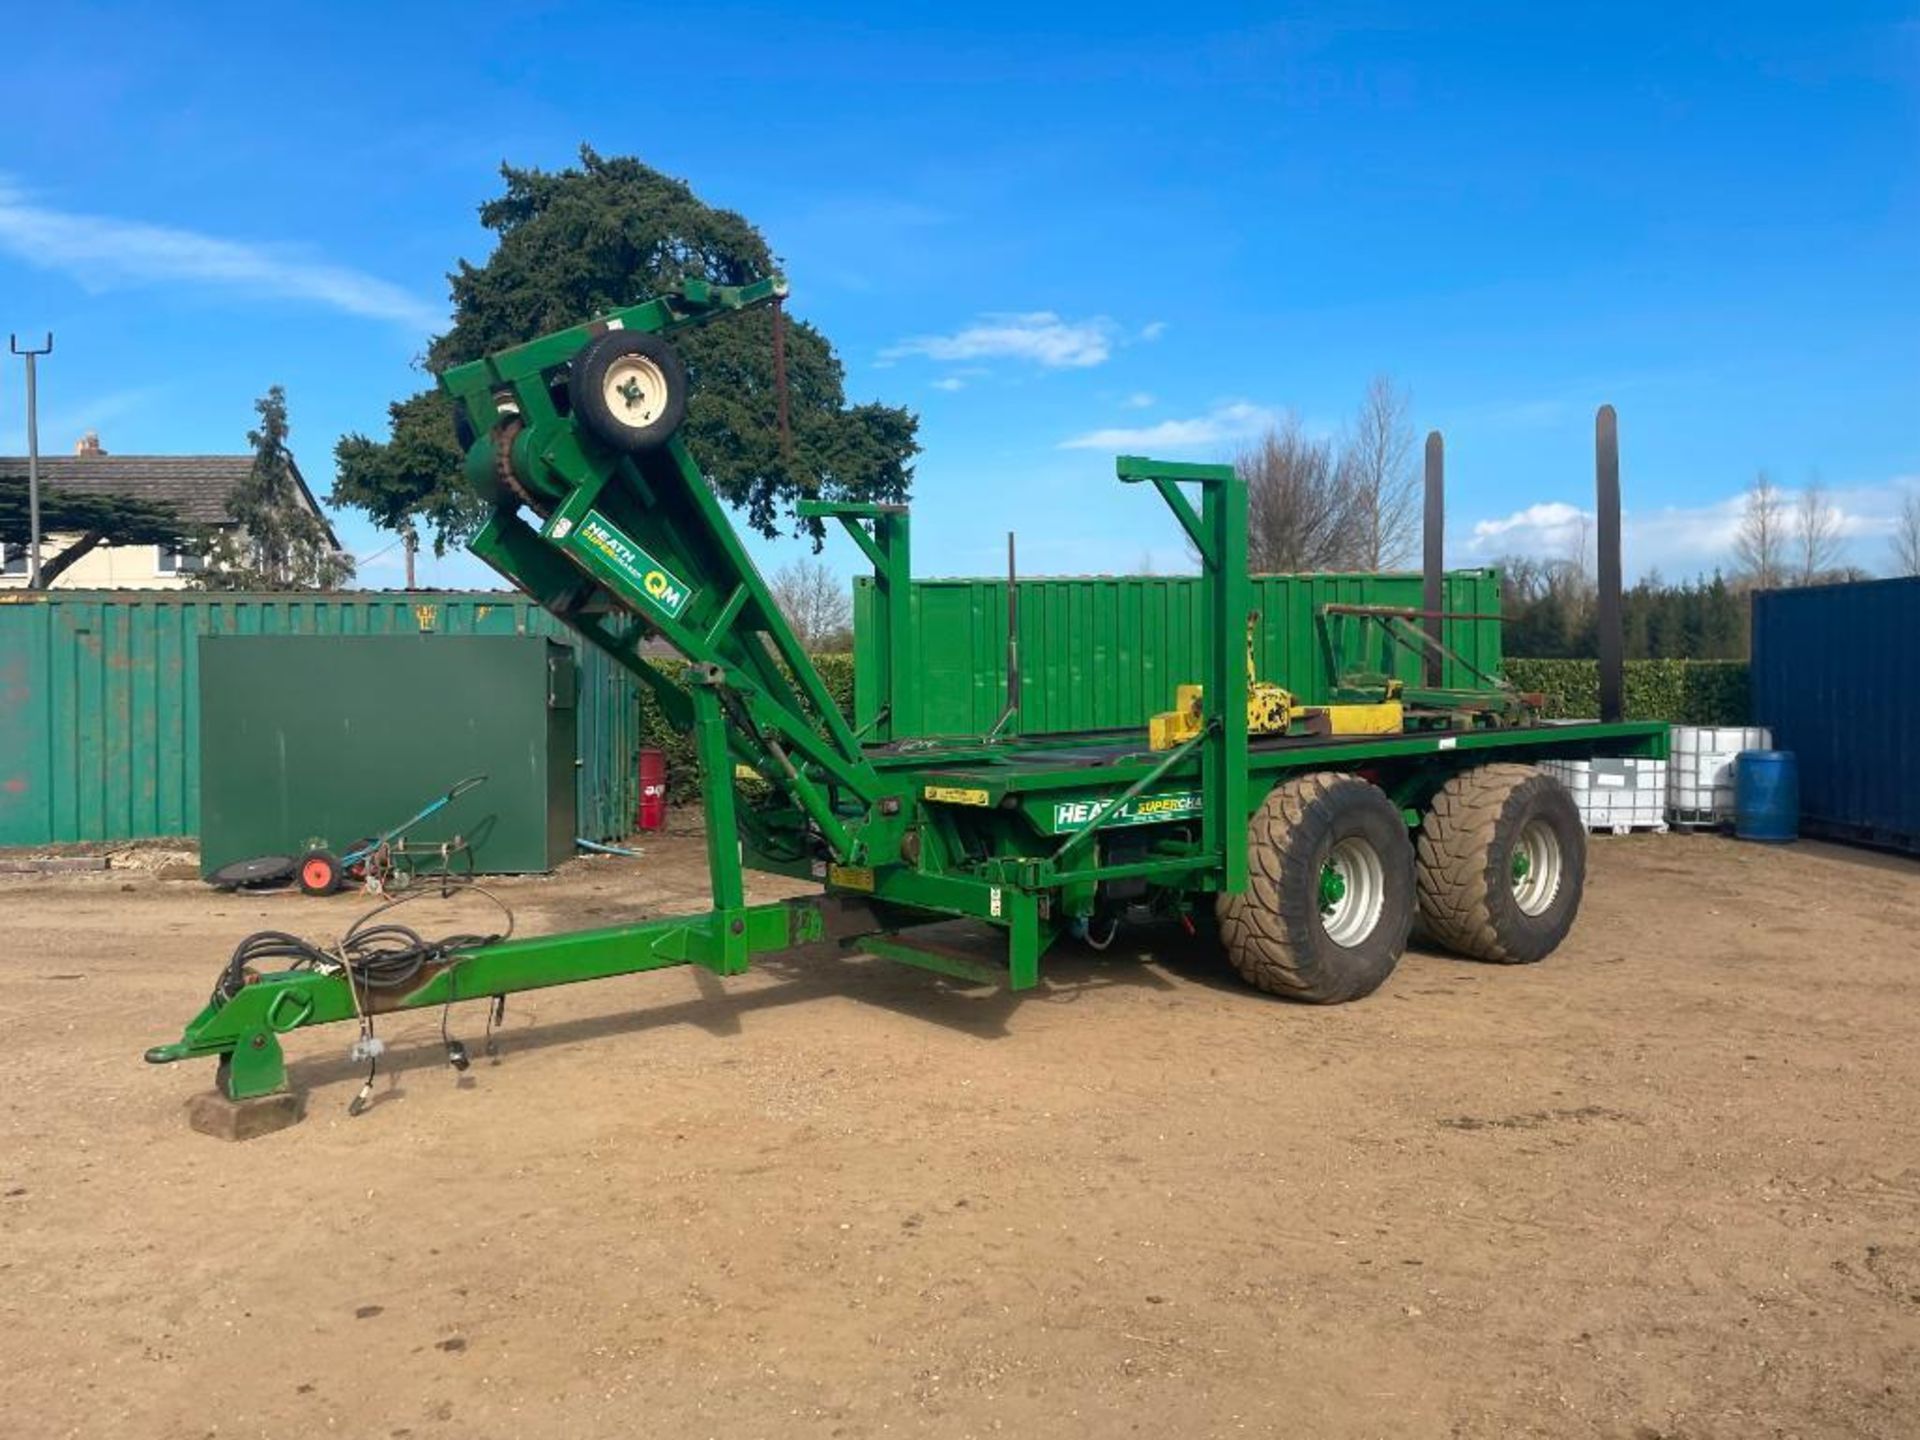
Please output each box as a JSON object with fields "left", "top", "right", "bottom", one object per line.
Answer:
{"left": 1, "top": 828, "right": 1916, "bottom": 1438}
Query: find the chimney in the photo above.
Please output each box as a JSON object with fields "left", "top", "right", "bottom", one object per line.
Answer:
{"left": 74, "top": 430, "right": 105, "bottom": 457}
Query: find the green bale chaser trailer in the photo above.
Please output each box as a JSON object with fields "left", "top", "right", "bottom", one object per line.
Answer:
{"left": 148, "top": 278, "right": 1664, "bottom": 1114}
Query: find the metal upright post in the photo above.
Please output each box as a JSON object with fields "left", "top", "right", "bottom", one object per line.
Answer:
{"left": 9, "top": 333, "right": 53, "bottom": 588}
{"left": 1595, "top": 406, "right": 1624, "bottom": 724}
{"left": 1422, "top": 431, "right": 1445, "bottom": 689}
{"left": 1115, "top": 454, "right": 1247, "bottom": 891}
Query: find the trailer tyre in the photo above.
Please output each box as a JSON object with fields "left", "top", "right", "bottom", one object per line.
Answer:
{"left": 1217, "top": 773, "right": 1415, "bottom": 1003}
{"left": 569, "top": 331, "right": 688, "bottom": 453}
{"left": 1415, "top": 764, "right": 1586, "bottom": 964}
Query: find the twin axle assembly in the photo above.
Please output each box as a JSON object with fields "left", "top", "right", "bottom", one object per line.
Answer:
{"left": 147, "top": 277, "right": 1665, "bottom": 1118}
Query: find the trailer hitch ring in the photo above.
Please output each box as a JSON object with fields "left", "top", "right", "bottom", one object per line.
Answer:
{"left": 267, "top": 989, "right": 317, "bottom": 1033}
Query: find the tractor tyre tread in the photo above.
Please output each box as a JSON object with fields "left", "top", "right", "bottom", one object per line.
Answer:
{"left": 1414, "top": 763, "right": 1585, "bottom": 964}
{"left": 1216, "top": 772, "right": 1413, "bottom": 1004}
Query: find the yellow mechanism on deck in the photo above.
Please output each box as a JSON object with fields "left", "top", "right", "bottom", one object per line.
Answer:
{"left": 1148, "top": 618, "right": 1404, "bottom": 749}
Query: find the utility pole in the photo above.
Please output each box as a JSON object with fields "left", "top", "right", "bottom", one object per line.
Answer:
{"left": 9, "top": 333, "right": 53, "bottom": 589}
{"left": 403, "top": 525, "right": 418, "bottom": 589}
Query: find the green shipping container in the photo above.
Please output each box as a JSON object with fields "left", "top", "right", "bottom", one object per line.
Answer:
{"left": 0, "top": 591, "right": 641, "bottom": 849}
{"left": 854, "top": 570, "right": 1504, "bottom": 739}
{"left": 198, "top": 635, "right": 576, "bottom": 875}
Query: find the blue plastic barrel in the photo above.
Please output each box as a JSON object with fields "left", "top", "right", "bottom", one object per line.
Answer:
{"left": 1735, "top": 749, "right": 1799, "bottom": 843}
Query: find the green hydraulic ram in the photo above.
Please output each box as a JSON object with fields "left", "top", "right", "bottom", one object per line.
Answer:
{"left": 146, "top": 276, "right": 1667, "bottom": 1107}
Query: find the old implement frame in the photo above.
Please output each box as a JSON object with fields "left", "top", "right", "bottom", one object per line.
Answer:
{"left": 147, "top": 278, "right": 1667, "bottom": 1106}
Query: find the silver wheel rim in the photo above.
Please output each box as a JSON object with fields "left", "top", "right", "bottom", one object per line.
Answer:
{"left": 1320, "top": 836, "right": 1386, "bottom": 948}
{"left": 1512, "top": 818, "right": 1563, "bottom": 916}
{"left": 601, "top": 354, "right": 669, "bottom": 429}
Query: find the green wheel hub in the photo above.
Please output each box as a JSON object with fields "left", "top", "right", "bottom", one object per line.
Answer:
{"left": 1317, "top": 836, "right": 1386, "bottom": 948}
{"left": 1511, "top": 818, "right": 1565, "bottom": 917}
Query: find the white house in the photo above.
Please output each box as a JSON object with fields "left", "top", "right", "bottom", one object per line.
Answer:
{"left": 0, "top": 431, "right": 340, "bottom": 590}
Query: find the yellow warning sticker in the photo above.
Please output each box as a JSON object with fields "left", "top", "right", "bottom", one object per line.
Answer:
{"left": 828, "top": 864, "right": 876, "bottom": 892}
{"left": 923, "top": 785, "right": 991, "bottom": 807}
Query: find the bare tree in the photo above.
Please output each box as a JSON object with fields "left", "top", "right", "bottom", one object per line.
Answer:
{"left": 1237, "top": 415, "right": 1357, "bottom": 572}
{"left": 1494, "top": 553, "right": 1553, "bottom": 604}
{"left": 1793, "top": 480, "right": 1844, "bottom": 584}
{"left": 769, "top": 557, "right": 852, "bottom": 651}
{"left": 1731, "top": 470, "right": 1787, "bottom": 590}
{"left": 1494, "top": 550, "right": 1593, "bottom": 655}
{"left": 1563, "top": 511, "right": 1597, "bottom": 597}
{"left": 1892, "top": 490, "right": 1920, "bottom": 577}
{"left": 1338, "top": 375, "right": 1418, "bottom": 569}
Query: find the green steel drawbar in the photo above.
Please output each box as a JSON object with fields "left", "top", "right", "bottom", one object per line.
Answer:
{"left": 147, "top": 277, "right": 1666, "bottom": 1115}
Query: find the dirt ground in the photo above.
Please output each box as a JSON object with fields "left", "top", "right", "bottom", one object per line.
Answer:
{"left": 2, "top": 827, "right": 1917, "bottom": 1439}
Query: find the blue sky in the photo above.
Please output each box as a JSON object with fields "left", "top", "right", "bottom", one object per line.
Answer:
{"left": 2, "top": 2, "right": 1915, "bottom": 587}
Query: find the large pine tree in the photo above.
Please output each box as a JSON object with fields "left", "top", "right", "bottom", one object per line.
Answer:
{"left": 333, "top": 147, "right": 918, "bottom": 553}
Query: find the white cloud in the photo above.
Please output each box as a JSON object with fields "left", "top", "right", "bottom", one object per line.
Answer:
{"left": 930, "top": 376, "right": 967, "bottom": 392}
{"left": 1469, "top": 501, "right": 1596, "bottom": 550}
{"left": 1122, "top": 391, "right": 1155, "bottom": 409}
{"left": 1060, "top": 400, "right": 1277, "bottom": 453}
{"left": 1463, "top": 479, "right": 1918, "bottom": 580}
{"left": 0, "top": 177, "right": 442, "bottom": 332}
{"left": 883, "top": 311, "right": 1116, "bottom": 369}
{"left": 1139, "top": 321, "right": 1168, "bottom": 341}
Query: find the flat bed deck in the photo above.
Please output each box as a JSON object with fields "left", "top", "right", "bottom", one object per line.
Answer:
{"left": 869, "top": 719, "right": 1670, "bottom": 797}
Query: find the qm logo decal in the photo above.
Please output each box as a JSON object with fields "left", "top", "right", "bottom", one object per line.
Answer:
{"left": 574, "top": 511, "right": 695, "bottom": 621}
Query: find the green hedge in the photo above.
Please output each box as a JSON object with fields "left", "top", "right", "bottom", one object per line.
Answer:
{"left": 1504, "top": 659, "right": 1749, "bottom": 725}
{"left": 638, "top": 654, "right": 855, "bottom": 800}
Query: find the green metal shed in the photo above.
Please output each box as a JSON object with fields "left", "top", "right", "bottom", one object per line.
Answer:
{"left": 0, "top": 591, "right": 641, "bottom": 849}
{"left": 198, "top": 634, "right": 577, "bottom": 875}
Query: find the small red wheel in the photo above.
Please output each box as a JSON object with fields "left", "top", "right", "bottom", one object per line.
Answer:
{"left": 298, "top": 849, "right": 343, "bottom": 896}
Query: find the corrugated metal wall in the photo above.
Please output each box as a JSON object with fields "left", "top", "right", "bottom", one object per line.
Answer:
{"left": 1751, "top": 577, "right": 1920, "bottom": 855}
{"left": 854, "top": 570, "right": 1503, "bottom": 737}
{"left": 0, "top": 592, "right": 640, "bottom": 848}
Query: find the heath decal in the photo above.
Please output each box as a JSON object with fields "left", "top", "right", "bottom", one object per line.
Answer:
{"left": 568, "top": 510, "right": 694, "bottom": 621}
{"left": 1049, "top": 789, "right": 1204, "bottom": 832}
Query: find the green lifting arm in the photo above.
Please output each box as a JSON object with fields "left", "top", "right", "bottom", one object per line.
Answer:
{"left": 443, "top": 277, "right": 895, "bottom": 868}
{"left": 147, "top": 279, "right": 911, "bottom": 1104}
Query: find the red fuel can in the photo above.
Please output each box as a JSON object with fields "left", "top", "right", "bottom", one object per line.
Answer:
{"left": 636, "top": 747, "right": 668, "bottom": 832}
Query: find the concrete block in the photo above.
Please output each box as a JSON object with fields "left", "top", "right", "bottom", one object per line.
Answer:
{"left": 186, "top": 1090, "right": 306, "bottom": 1141}
{"left": 0, "top": 856, "right": 108, "bottom": 874}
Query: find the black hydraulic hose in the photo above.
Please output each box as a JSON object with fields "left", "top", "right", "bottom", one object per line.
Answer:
{"left": 210, "top": 880, "right": 514, "bottom": 1006}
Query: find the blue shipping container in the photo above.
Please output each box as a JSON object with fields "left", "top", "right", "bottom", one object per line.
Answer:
{"left": 1750, "top": 577, "right": 1920, "bottom": 856}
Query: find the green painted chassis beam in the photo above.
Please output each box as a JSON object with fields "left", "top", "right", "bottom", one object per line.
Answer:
{"left": 147, "top": 900, "right": 828, "bottom": 1100}
{"left": 856, "top": 934, "right": 1002, "bottom": 987}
